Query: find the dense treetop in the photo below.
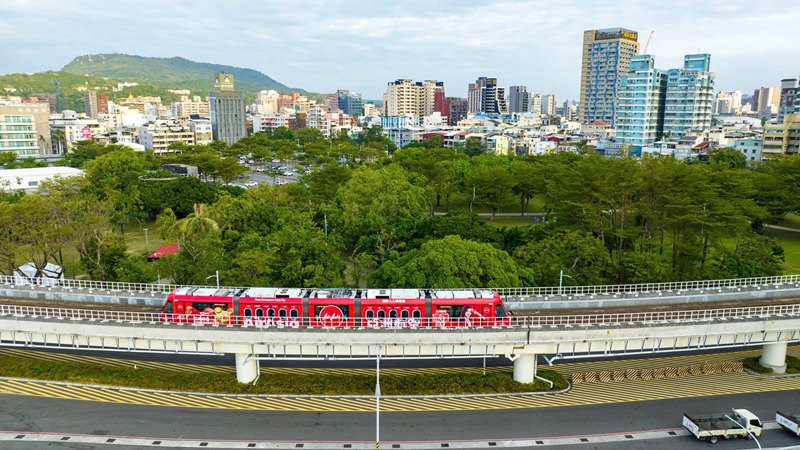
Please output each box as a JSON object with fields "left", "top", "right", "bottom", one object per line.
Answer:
{"left": 1, "top": 128, "right": 797, "bottom": 288}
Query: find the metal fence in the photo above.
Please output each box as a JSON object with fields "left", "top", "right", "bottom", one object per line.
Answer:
{"left": 2, "top": 302, "right": 799, "bottom": 329}
{"left": 2, "top": 274, "right": 799, "bottom": 299}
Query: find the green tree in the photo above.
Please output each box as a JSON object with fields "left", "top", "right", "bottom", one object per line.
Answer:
{"left": 369, "top": 235, "right": 533, "bottom": 288}
{"left": 717, "top": 234, "right": 784, "bottom": 278}
{"left": 513, "top": 230, "right": 610, "bottom": 286}
{"left": 467, "top": 164, "right": 515, "bottom": 220}
{"left": 708, "top": 147, "right": 747, "bottom": 170}
{"left": 336, "top": 165, "right": 428, "bottom": 261}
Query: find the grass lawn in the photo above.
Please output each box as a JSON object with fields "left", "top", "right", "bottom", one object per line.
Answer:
{"left": 484, "top": 216, "right": 538, "bottom": 227}
{"left": 124, "top": 222, "right": 168, "bottom": 256}
{"left": 777, "top": 212, "right": 800, "bottom": 229}
{"left": 763, "top": 227, "right": 800, "bottom": 274}
{"left": 434, "top": 194, "right": 546, "bottom": 215}
{"left": 0, "top": 355, "right": 568, "bottom": 395}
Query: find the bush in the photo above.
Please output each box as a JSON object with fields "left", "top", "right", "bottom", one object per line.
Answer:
{"left": 743, "top": 357, "right": 773, "bottom": 374}
{"left": 0, "top": 355, "right": 568, "bottom": 395}
{"left": 744, "top": 355, "right": 800, "bottom": 375}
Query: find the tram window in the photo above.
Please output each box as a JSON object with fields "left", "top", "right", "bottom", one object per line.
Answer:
{"left": 412, "top": 310, "right": 421, "bottom": 319}
{"left": 267, "top": 308, "right": 275, "bottom": 318}
{"left": 164, "top": 301, "right": 173, "bottom": 314}
{"left": 389, "top": 310, "right": 397, "bottom": 319}
{"left": 366, "top": 309, "right": 374, "bottom": 319}
{"left": 377, "top": 310, "right": 386, "bottom": 319}
{"left": 244, "top": 308, "right": 252, "bottom": 317}
{"left": 192, "top": 302, "right": 225, "bottom": 312}
{"left": 290, "top": 309, "right": 298, "bottom": 319}
{"left": 495, "top": 305, "right": 506, "bottom": 318}
{"left": 255, "top": 308, "right": 264, "bottom": 317}
{"left": 401, "top": 310, "right": 409, "bottom": 319}
{"left": 279, "top": 308, "right": 287, "bottom": 318}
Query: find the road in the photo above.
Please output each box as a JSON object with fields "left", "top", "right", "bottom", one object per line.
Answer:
{"left": 1, "top": 389, "right": 799, "bottom": 448}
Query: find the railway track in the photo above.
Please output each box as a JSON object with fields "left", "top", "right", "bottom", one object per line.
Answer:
{"left": 3, "top": 294, "right": 800, "bottom": 318}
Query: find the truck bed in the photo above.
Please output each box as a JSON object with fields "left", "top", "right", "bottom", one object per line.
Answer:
{"left": 689, "top": 414, "right": 743, "bottom": 431}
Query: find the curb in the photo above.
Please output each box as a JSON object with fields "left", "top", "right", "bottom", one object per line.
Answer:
{"left": 743, "top": 367, "right": 800, "bottom": 378}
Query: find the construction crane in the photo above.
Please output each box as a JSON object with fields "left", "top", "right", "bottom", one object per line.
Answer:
{"left": 642, "top": 30, "right": 655, "bottom": 54}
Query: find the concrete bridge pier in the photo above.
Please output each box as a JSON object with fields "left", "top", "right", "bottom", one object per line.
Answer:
{"left": 512, "top": 353, "right": 537, "bottom": 383}
{"left": 235, "top": 353, "right": 260, "bottom": 383}
{"left": 759, "top": 342, "right": 787, "bottom": 374}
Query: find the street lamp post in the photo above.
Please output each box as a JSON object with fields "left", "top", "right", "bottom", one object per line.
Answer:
{"left": 723, "top": 414, "right": 761, "bottom": 450}
{"left": 143, "top": 228, "right": 149, "bottom": 247}
{"left": 376, "top": 343, "right": 381, "bottom": 450}
{"left": 558, "top": 270, "right": 572, "bottom": 296}
{"left": 207, "top": 270, "right": 220, "bottom": 289}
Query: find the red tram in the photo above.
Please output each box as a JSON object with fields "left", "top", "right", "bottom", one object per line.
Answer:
{"left": 161, "top": 287, "right": 511, "bottom": 328}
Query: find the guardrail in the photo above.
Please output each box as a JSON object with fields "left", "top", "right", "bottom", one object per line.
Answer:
{"left": 3, "top": 274, "right": 800, "bottom": 299}
{"left": 2, "top": 303, "right": 800, "bottom": 329}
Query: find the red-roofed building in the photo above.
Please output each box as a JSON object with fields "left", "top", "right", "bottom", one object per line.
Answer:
{"left": 147, "top": 244, "right": 179, "bottom": 261}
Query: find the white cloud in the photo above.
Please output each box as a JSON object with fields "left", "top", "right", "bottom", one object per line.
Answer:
{"left": 0, "top": 0, "right": 797, "bottom": 99}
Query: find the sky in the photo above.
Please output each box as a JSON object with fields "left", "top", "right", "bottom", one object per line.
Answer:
{"left": 1, "top": 0, "right": 798, "bottom": 101}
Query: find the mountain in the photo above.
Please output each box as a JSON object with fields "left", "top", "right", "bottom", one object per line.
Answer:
{"left": 0, "top": 70, "right": 185, "bottom": 112}
{"left": 62, "top": 53, "right": 296, "bottom": 93}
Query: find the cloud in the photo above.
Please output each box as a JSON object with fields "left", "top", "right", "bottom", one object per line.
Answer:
{"left": 0, "top": 0, "right": 798, "bottom": 100}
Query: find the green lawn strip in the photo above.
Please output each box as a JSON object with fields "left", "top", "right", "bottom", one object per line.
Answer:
{"left": 742, "top": 355, "right": 800, "bottom": 375}
{"left": 762, "top": 227, "right": 800, "bottom": 274}
{"left": 0, "top": 356, "right": 567, "bottom": 395}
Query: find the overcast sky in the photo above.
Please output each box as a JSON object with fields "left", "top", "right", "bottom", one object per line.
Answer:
{"left": 1, "top": 0, "right": 798, "bottom": 100}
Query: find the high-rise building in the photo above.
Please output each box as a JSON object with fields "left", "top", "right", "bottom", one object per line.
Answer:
{"left": 753, "top": 87, "right": 780, "bottom": 116}
{"left": 662, "top": 54, "right": 714, "bottom": 139}
{"left": 172, "top": 95, "right": 210, "bottom": 117}
{"left": 208, "top": 73, "right": 246, "bottom": 144}
{"left": 382, "top": 79, "right": 443, "bottom": 117}
{"left": 336, "top": 90, "right": 364, "bottom": 116}
{"left": 542, "top": 94, "right": 557, "bottom": 116}
{"left": 530, "top": 93, "right": 542, "bottom": 115}
{"left": 778, "top": 78, "right": 798, "bottom": 123}
{"left": 579, "top": 28, "right": 640, "bottom": 126}
{"left": 617, "top": 53, "right": 713, "bottom": 147}
{"left": 84, "top": 91, "right": 99, "bottom": 118}
{"left": 0, "top": 103, "right": 51, "bottom": 156}
{"left": 508, "top": 86, "right": 530, "bottom": 113}
{"left": 445, "top": 97, "right": 468, "bottom": 125}
{"left": 616, "top": 55, "right": 667, "bottom": 146}
{"left": 97, "top": 94, "right": 108, "bottom": 115}
{"left": 713, "top": 91, "right": 742, "bottom": 115}
{"left": 467, "top": 77, "right": 507, "bottom": 114}
{"left": 256, "top": 90, "right": 280, "bottom": 115}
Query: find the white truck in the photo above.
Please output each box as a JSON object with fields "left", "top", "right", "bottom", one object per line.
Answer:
{"left": 682, "top": 408, "right": 763, "bottom": 444}
{"left": 777, "top": 411, "right": 800, "bottom": 437}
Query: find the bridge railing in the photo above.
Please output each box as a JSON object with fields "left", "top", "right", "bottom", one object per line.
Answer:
{"left": 2, "top": 302, "right": 800, "bottom": 329}
{"left": 494, "top": 274, "right": 800, "bottom": 298}
{"left": 2, "top": 274, "right": 800, "bottom": 299}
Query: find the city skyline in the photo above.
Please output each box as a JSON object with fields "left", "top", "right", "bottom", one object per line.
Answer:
{"left": 1, "top": 0, "right": 798, "bottom": 100}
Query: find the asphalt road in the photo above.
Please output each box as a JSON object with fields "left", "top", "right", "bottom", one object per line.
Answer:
{"left": 2, "top": 389, "right": 800, "bottom": 448}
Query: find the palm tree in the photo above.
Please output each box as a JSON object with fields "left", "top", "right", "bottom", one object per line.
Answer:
{"left": 170, "top": 203, "right": 219, "bottom": 238}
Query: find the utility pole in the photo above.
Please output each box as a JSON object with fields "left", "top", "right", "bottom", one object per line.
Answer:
{"left": 376, "top": 343, "right": 381, "bottom": 450}
{"left": 558, "top": 270, "right": 572, "bottom": 296}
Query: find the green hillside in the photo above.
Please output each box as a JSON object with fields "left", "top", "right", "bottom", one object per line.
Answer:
{"left": 0, "top": 71, "right": 183, "bottom": 113}
{"left": 62, "top": 53, "right": 295, "bottom": 93}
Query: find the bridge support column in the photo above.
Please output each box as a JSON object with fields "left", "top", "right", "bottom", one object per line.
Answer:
{"left": 235, "top": 353, "right": 259, "bottom": 384}
{"left": 760, "top": 342, "right": 787, "bottom": 374}
{"left": 513, "top": 353, "right": 536, "bottom": 383}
